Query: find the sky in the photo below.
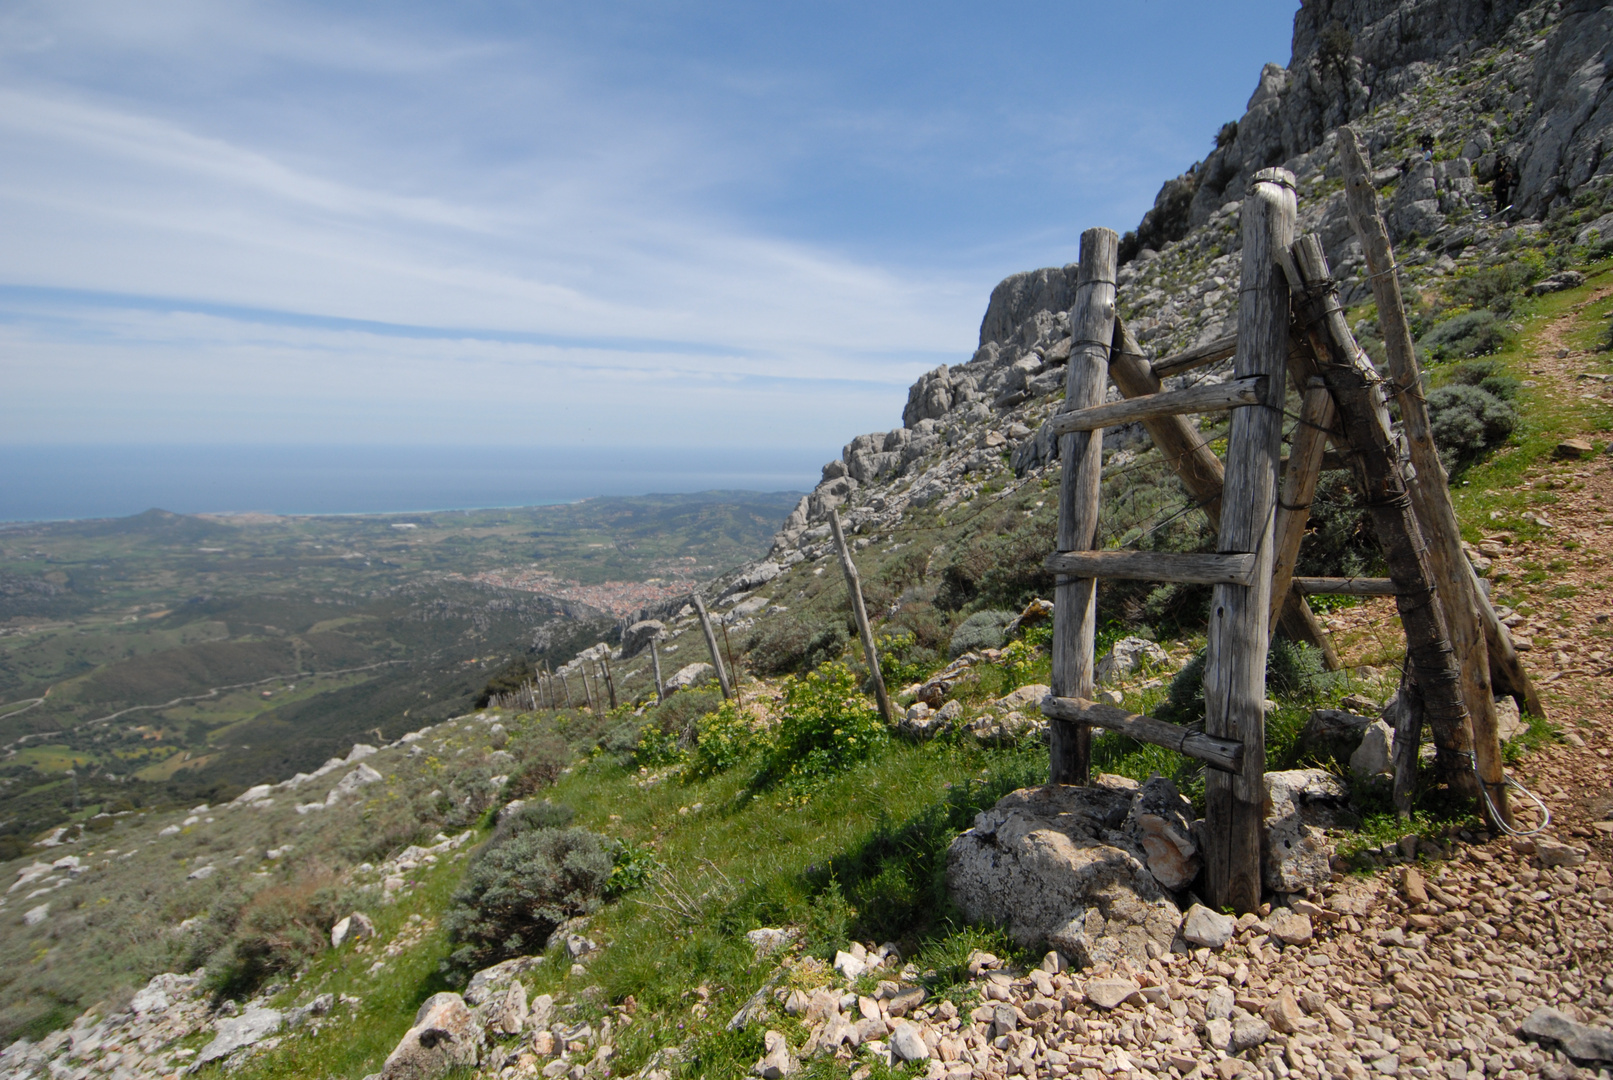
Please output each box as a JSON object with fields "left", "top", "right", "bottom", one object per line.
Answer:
{"left": 0, "top": 0, "right": 1301, "bottom": 512}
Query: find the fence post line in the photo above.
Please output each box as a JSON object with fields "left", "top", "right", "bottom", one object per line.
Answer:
{"left": 1202, "top": 168, "right": 1295, "bottom": 913}
{"left": 1050, "top": 227, "right": 1118, "bottom": 785}
{"left": 829, "top": 509, "right": 894, "bottom": 723}
{"left": 650, "top": 637, "right": 666, "bottom": 706}
{"left": 692, "top": 593, "right": 733, "bottom": 699}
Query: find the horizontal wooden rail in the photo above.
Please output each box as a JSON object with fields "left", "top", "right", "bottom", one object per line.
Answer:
{"left": 1041, "top": 695, "right": 1244, "bottom": 773}
{"left": 1151, "top": 333, "right": 1238, "bottom": 379}
{"left": 1292, "top": 576, "right": 1399, "bottom": 596}
{"left": 1049, "top": 377, "right": 1263, "bottom": 436}
{"left": 1045, "top": 549, "right": 1257, "bottom": 586}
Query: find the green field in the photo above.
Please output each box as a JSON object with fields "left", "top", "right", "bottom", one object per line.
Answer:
{"left": 0, "top": 493, "right": 799, "bottom": 849}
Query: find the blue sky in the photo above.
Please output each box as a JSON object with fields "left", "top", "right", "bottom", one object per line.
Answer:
{"left": 0, "top": 0, "right": 1299, "bottom": 467}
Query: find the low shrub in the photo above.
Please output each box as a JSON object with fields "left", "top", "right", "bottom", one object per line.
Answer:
{"left": 505, "top": 732, "right": 570, "bottom": 798}
{"left": 202, "top": 871, "right": 366, "bottom": 1001}
{"left": 759, "top": 662, "right": 885, "bottom": 790}
{"left": 442, "top": 825, "right": 614, "bottom": 980}
{"left": 1420, "top": 309, "right": 1506, "bottom": 360}
{"left": 605, "top": 839, "right": 662, "bottom": 898}
{"left": 948, "top": 610, "right": 1015, "bottom": 659}
{"left": 1155, "top": 640, "right": 1335, "bottom": 728}
{"left": 877, "top": 630, "right": 939, "bottom": 687}
{"left": 685, "top": 701, "right": 769, "bottom": 780}
{"left": 745, "top": 615, "right": 849, "bottom": 675}
{"left": 1427, "top": 382, "right": 1517, "bottom": 471}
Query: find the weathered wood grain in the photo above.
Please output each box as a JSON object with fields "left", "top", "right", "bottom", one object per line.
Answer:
{"left": 1202, "top": 167, "right": 1294, "bottom": 914}
{"left": 1048, "top": 376, "right": 1262, "bottom": 435}
{"left": 1050, "top": 228, "right": 1119, "bottom": 785}
{"left": 1044, "top": 549, "right": 1258, "bottom": 585}
{"left": 692, "top": 593, "right": 733, "bottom": 700}
{"left": 1041, "top": 695, "right": 1244, "bottom": 773}
{"left": 830, "top": 509, "right": 894, "bottom": 723}
{"left": 1339, "top": 127, "right": 1520, "bottom": 827}
{"left": 1151, "top": 333, "right": 1238, "bottom": 379}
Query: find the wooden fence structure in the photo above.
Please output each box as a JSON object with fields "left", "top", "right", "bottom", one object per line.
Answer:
{"left": 1041, "top": 143, "right": 1541, "bottom": 912}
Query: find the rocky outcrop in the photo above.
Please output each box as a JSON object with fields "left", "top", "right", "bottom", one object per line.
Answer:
{"left": 945, "top": 781, "right": 1183, "bottom": 966}
{"left": 380, "top": 993, "right": 482, "bottom": 1080}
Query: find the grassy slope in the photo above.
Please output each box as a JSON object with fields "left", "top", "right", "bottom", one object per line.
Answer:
{"left": 208, "top": 262, "right": 1613, "bottom": 1078}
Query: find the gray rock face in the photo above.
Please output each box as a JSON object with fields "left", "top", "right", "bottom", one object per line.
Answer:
{"left": 326, "top": 763, "right": 383, "bottom": 806}
{"left": 1123, "top": 777, "right": 1200, "bottom": 892}
{"left": 463, "top": 956, "right": 540, "bottom": 1007}
{"left": 1263, "top": 769, "right": 1352, "bottom": 893}
{"left": 330, "top": 911, "right": 375, "bottom": 947}
{"left": 664, "top": 662, "right": 714, "bottom": 693}
{"left": 194, "top": 1006, "right": 283, "bottom": 1068}
{"left": 1349, "top": 719, "right": 1396, "bottom": 780}
{"left": 1522, "top": 1006, "right": 1613, "bottom": 1062}
{"left": 619, "top": 620, "right": 666, "bottom": 660}
{"left": 946, "top": 782, "right": 1181, "bottom": 966}
{"left": 1298, "top": 709, "right": 1374, "bottom": 768}
{"left": 381, "top": 993, "right": 481, "bottom": 1080}
{"left": 1181, "top": 903, "right": 1235, "bottom": 949}
{"left": 1094, "top": 637, "right": 1170, "bottom": 686}
{"left": 903, "top": 367, "right": 954, "bottom": 428}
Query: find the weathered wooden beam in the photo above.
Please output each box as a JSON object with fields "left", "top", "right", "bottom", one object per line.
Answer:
{"left": 1041, "top": 695, "right": 1244, "bottom": 773}
{"left": 650, "top": 638, "right": 666, "bottom": 706}
{"left": 1203, "top": 167, "right": 1294, "bottom": 915}
{"left": 1044, "top": 550, "right": 1258, "bottom": 586}
{"left": 1050, "top": 228, "right": 1119, "bottom": 785}
{"left": 1339, "top": 126, "right": 1524, "bottom": 826}
{"left": 1049, "top": 376, "right": 1263, "bottom": 436}
{"left": 1289, "top": 232, "right": 1478, "bottom": 811}
{"left": 692, "top": 593, "right": 733, "bottom": 700}
{"left": 1268, "top": 380, "right": 1337, "bottom": 635}
{"left": 830, "top": 509, "right": 894, "bottom": 723}
{"left": 1151, "top": 333, "right": 1238, "bottom": 379}
{"left": 1292, "top": 576, "right": 1399, "bottom": 596}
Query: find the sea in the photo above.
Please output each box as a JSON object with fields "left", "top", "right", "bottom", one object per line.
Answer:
{"left": 0, "top": 445, "right": 820, "bottom": 522}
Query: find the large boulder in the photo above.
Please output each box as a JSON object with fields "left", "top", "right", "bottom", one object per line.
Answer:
{"left": 1094, "top": 638, "right": 1170, "bottom": 686}
{"left": 620, "top": 620, "right": 666, "bottom": 660}
{"left": 381, "top": 993, "right": 482, "bottom": 1080}
{"left": 946, "top": 781, "right": 1182, "bottom": 966}
{"left": 664, "top": 662, "right": 714, "bottom": 694}
{"left": 1263, "top": 769, "right": 1352, "bottom": 893}
{"left": 325, "top": 763, "right": 383, "bottom": 806}
{"left": 194, "top": 1007, "right": 283, "bottom": 1068}
{"left": 1296, "top": 709, "right": 1373, "bottom": 768}
{"left": 1123, "top": 777, "right": 1200, "bottom": 891}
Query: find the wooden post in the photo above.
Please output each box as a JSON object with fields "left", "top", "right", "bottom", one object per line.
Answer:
{"left": 1112, "top": 320, "right": 1340, "bottom": 668}
{"left": 1289, "top": 233, "right": 1479, "bottom": 803}
{"left": 559, "top": 672, "right": 572, "bottom": 709}
{"left": 1267, "top": 380, "right": 1336, "bottom": 634}
{"left": 1202, "top": 169, "right": 1294, "bottom": 913}
{"left": 650, "top": 637, "right": 666, "bottom": 705}
{"left": 1338, "top": 127, "right": 1518, "bottom": 827}
{"left": 1050, "top": 228, "right": 1119, "bottom": 785}
{"left": 828, "top": 509, "right": 894, "bottom": 722}
{"left": 719, "top": 621, "right": 743, "bottom": 705}
{"left": 692, "top": 594, "right": 733, "bottom": 699}
{"left": 600, "top": 658, "right": 618, "bottom": 711}
{"left": 582, "top": 665, "right": 598, "bottom": 713}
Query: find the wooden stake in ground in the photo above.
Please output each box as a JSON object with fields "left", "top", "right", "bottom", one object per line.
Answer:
{"left": 692, "top": 594, "right": 733, "bottom": 699}
{"left": 828, "top": 509, "right": 893, "bottom": 723}
{"left": 1202, "top": 168, "right": 1295, "bottom": 913}
{"left": 1050, "top": 227, "right": 1118, "bottom": 785}
{"left": 650, "top": 637, "right": 666, "bottom": 706}
{"left": 600, "top": 657, "right": 618, "bottom": 711}
{"left": 1288, "top": 232, "right": 1479, "bottom": 808}
{"left": 1338, "top": 126, "right": 1521, "bottom": 826}
{"left": 559, "top": 672, "right": 572, "bottom": 709}
{"left": 582, "top": 665, "right": 598, "bottom": 713}
{"left": 718, "top": 621, "right": 743, "bottom": 705}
